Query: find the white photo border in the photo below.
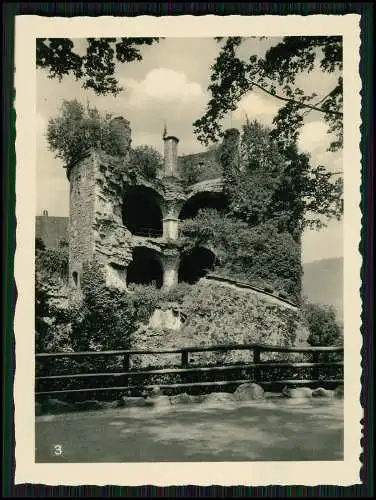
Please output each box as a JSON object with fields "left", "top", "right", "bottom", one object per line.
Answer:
{"left": 14, "top": 14, "right": 362, "bottom": 486}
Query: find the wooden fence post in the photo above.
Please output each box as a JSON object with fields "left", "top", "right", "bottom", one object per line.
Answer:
{"left": 123, "top": 353, "right": 130, "bottom": 394}
{"left": 312, "top": 351, "right": 320, "bottom": 381}
{"left": 253, "top": 347, "right": 261, "bottom": 383}
{"left": 253, "top": 347, "right": 261, "bottom": 364}
{"left": 181, "top": 351, "right": 189, "bottom": 368}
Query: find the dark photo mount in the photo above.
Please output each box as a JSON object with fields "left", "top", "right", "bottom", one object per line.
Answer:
{"left": 3, "top": 1, "right": 374, "bottom": 498}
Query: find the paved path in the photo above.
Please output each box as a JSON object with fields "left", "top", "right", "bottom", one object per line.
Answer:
{"left": 36, "top": 399, "right": 343, "bottom": 463}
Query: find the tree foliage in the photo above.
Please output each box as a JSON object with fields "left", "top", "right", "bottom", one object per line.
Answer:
{"left": 128, "top": 145, "right": 163, "bottom": 181}
{"left": 70, "top": 260, "right": 160, "bottom": 352}
{"left": 36, "top": 245, "right": 69, "bottom": 282}
{"left": 194, "top": 36, "right": 343, "bottom": 152}
{"left": 220, "top": 120, "right": 343, "bottom": 232}
{"left": 47, "top": 100, "right": 163, "bottom": 184}
{"left": 35, "top": 245, "right": 70, "bottom": 353}
{"left": 302, "top": 302, "right": 343, "bottom": 346}
{"left": 37, "top": 38, "right": 159, "bottom": 96}
{"left": 180, "top": 209, "right": 302, "bottom": 301}
{"left": 47, "top": 99, "right": 130, "bottom": 165}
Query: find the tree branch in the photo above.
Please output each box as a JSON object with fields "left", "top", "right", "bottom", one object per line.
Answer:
{"left": 250, "top": 81, "right": 343, "bottom": 117}
{"left": 302, "top": 90, "right": 335, "bottom": 117}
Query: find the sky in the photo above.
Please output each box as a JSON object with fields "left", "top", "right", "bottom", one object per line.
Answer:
{"left": 36, "top": 37, "right": 343, "bottom": 264}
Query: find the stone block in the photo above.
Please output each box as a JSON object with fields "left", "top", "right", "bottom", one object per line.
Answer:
{"left": 118, "top": 396, "right": 152, "bottom": 408}
{"left": 312, "top": 387, "right": 335, "bottom": 398}
{"left": 282, "top": 386, "right": 312, "bottom": 399}
{"left": 169, "top": 393, "right": 195, "bottom": 405}
{"left": 203, "top": 392, "right": 236, "bottom": 404}
{"left": 101, "top": 401, "right": 120, "bottom": 410}
{"left": 149, "top": 395, "right": 171, "bottom": 408}
{"left": 234, "top": 383, "right": 264, "bottom": 401}
{"left": 147, "top": 386, "right": 164, "bottom": 399}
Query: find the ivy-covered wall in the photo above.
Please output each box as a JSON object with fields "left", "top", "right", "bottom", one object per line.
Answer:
{"left": 178, "top": 148, "right": 222, "bottom": 185}
{"left": 129, "top": 280, "right": 310, "bottom": 369}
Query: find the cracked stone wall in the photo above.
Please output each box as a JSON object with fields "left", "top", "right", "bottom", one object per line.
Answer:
{"left": 93, "top": 150, "right": 133, "bottom": 288}
{"left": 68, "top": 153, "right": 96, "bottom": 294}
{"left": 68, "top": 118, "right": 134, "bottom": 294}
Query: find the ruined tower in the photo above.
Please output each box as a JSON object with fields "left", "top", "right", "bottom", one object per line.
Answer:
{"left": 67, "top": 116, "right": 132, "bottom": 298}
{"left": 67, "top": 151, "right": 97, "bottom": 295}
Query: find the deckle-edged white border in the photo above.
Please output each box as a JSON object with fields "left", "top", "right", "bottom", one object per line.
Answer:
{"left": 14, "top": 14, "right": 362, "bottom": 486}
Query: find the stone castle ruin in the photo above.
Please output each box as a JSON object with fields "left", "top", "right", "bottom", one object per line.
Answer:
{"left": 36, "top": 116, "right": 310, "bottom": 357}
{"left": 66, "top": 118, "right": 228, "bottom": 298}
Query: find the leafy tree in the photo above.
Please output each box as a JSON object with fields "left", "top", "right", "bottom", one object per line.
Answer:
{"left": 302, "top": 302, "right": 343, "bottom": 346}
{"left": 220, "top": 120, "right": 343, "bottom": 233}
{"left": 47, "top": 100, "right": 130, "bottom": 165}
{"left": 38, "top": 37, "right": 342, "bottom": 153}
{"left": 128, "top": 145, "right": 163, "bottom": 181}
{"left": 194, "top": 36, "right": 343, "bottom": 152}
{"left": 37, "top": 38, "right": 159, "bottom": 96}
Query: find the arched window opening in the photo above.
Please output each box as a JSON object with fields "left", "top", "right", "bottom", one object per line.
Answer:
{"left": 122, "top": 186, "right": 163, "bottom": 237}
{"left": 126, "top": 247, "right": 163, "bottom": 289}
{"left": 178, "top": 247, "right": 217, "bottom": 285}
{"left": 179, "top": 192, "right": 228, "bottom": 220}
{"left": 72, "top": 271, "right": 78, "bottom": 287}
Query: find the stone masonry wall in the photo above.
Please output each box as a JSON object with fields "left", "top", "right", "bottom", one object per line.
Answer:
{"left": 68, "top": 152, "right": 133, "bottom": 294}
{"left": 93, "top": 151, "right": 133, "bottom": 288}
{"left": 178, "top": 149, "right": 222, "bottom": 184}
{"left": 68, "top": 153, "right": 96, "bottom": 292}
{"left": 35, "top": 215, "right": 68, "bottom": 248}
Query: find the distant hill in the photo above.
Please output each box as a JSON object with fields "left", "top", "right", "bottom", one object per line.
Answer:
{"left": 302, "top": 257, "right": 343, "bottom": 324}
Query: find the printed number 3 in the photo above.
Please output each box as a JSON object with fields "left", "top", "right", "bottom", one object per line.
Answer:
{"left": 53, "top": 444, "right": 63, "bottom": 456}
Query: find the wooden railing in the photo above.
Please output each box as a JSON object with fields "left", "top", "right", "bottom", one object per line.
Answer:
{"left": 35, "top": 343, "right": 344, "bottom": 400}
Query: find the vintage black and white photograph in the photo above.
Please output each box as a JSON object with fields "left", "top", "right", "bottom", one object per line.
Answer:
{"left": 14, "top": 15, "right": 362, "bottom": 486}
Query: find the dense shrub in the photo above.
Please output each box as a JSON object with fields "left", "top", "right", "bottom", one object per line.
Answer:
{"left": 36, "top": 246, "right": 69, "bottom": 282}
{"left": 158, "top": 282, "right": 193, "bottom": 305}
{"left": 35, "top": 244, "right": 70, "bottom": 352}
{"left": 72, "top": 261, "right": 141, "bottom": 352}
{"left": 180, "top": 209, "right": 302, "bottom": 302}
{"left": 128, "top": 145, "right": 163, "bottom": 181}
{"left": 302, "top": 302, "right": 343, "bottom": 346}
{"left": 180, "top": 282, "right": 299, "bottom": 345}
